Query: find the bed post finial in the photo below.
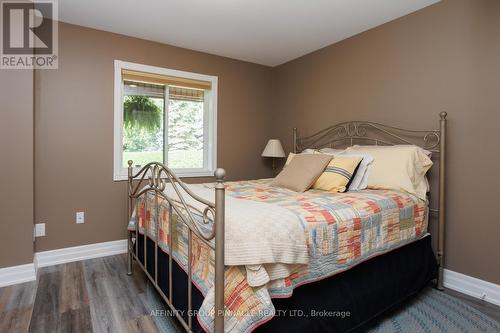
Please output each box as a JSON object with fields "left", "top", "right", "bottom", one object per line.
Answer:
{"left": 215, "top": 168, "right": 226, "bottom": 182}
{"left": 214, "top": 168, "right": 226, "bottom": 333}
{"left": 437, "top": 112, "right": 447, "bottom": 290}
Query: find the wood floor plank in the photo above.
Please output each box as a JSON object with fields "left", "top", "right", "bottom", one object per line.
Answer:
{"left": 123, "top": 314, "right": 160, "bottom": 333}
{"left": 83, "top": 258, "right": 121, "bottom": 333}
{"left": 0, "top": 281, "right": 37, "bottom": 311}
{"left": 1, "top": 306, "right": 34, "bottom": 333}
{"left": 0, "top": 285, "right": 13, "bottom": 310}
{"left": 82, "top": 255, "right": 157, "bottom": 332}
{"left": 0, "top": 281, "right": 37, "bottom": 333}
{"left": 60, "top": 306, "right": 93, "bottom": 333}
{"left": 29, "top": 268, "right": 63, "bottom": 332}
{"left": 60, "top": 262, "right": 89, "bottom": 313}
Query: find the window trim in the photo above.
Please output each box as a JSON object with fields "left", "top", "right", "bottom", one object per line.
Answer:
{"left": 113, "top": 60, "right": 218, "bottom": 181}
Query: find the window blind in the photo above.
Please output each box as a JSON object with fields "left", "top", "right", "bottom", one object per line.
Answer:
{"left": 123, "top": 80, "right": 164, "bottom": 98}
{"left": 169, "top": 86, "right": 204, "bottom": 102}
{"left": 122, "top": 69, "right": 211, "bottom": 90}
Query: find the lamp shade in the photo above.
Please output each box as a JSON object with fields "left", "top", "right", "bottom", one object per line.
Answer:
{"left": 261, "top": 139, "right": 286, "bottom": 158}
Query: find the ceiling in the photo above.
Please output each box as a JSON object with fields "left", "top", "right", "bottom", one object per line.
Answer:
{"left": 58, "top": 0, "right": 440, "bottom": 66}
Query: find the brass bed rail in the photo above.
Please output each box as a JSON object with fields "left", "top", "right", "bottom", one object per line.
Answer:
{"left": 126, "top": 161, "right": 226, "bottom": 333}
{"left": 293, "top": 112, "right": 447, "bottom": 290}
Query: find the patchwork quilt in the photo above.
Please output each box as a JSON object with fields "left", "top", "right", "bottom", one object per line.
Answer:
{"left": 128, "top": 179, "right": 428, "bottom": 333}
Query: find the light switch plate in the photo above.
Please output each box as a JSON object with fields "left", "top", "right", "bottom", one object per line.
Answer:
{"left": 76, "top": 211, "right": 85, "bottom": 224}
{"left": 35, "top": 223, "right": 45, "bottom": 237}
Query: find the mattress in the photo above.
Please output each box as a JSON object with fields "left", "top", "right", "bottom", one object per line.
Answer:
{"left": 128, "top": 179, "right": 428, "bottom": 333}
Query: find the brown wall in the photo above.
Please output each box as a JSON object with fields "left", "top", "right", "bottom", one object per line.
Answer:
{"left": 34, "top": 22, "right": 273, "bottom": 252}
{"left": 0, "top": 69, "right": 34, "bottom": 267}
{"left": 271, "top": 0, "right": 500, "bottom": 284}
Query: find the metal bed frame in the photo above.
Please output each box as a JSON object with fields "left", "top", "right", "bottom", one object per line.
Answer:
{"left": 126, "top": 164, "right": 226, "bottom": 333}
{"left": 126, "top": 111, "right": 447, "bottom": 333}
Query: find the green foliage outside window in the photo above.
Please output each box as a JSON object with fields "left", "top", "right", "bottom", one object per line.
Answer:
{"left": 122, "top": 94, "right": 204, "bottom": 169}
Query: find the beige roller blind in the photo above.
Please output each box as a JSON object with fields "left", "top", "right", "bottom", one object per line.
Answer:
{"left": 122, "top": 69, "right": 211, "bottom": 90}
{"left": 169, "top": 86, "right": 204, "bottom": 102}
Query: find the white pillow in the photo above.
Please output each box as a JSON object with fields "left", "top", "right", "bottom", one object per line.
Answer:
{"left": 335, "top": 153, "right": 374, "bottom": 190}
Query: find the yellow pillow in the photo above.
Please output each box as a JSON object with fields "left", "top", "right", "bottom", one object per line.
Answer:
{"left": 344, "top": 146, "right": 433, "bottom": 200}
{"left": 312, "top": 157, "right": 362, "bottom": 193}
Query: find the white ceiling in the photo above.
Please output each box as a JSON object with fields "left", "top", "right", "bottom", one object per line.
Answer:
{"left": 59, "top": 0, "right": 439, "bottom": 66}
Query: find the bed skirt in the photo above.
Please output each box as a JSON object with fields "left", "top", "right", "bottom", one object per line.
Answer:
{"left": 136, "top": 234, "right": 437, "bottom": 333}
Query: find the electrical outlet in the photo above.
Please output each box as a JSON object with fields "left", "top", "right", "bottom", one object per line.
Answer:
{"left": 76, "top": 211, "right": 85, "bottom": 224}
{"left": 35, "top": 223, "right": 45, "bottom": 237}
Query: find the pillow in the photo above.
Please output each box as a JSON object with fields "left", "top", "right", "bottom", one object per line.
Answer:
{"left": 334, "top": 153, "right": 374, "bottom": 190}
{"left": 289, "top": 150, "right": 372, "bottom": 191}
{"left": 284, "top": 152, "right": 296, "bottom": 166}
{"left": 348, "top": 145, "right": 432, "bottom": 157}
{"left": 346, "top": 145, "right": 432, "bottom": 192}
{"left": 344, "top": 145, "right": 433, "bottom": 200}
{"left": 318, "top": 148, "right": 346, "bottom": 154}
{"left": 284, "top": 151, "right": 315, "bottom": 166}
{"left": 312, "top": 157, "right": 362, "bottom": 193}
{"left": 272, "top": 154, "right": 332, "bottom": 192}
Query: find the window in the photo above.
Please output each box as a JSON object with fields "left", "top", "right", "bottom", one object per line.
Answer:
{"left": 114, "top": 61, "right": 217, "bottom": 180}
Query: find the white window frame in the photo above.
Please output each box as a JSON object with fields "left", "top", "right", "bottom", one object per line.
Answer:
{"left": 113, "top": 60, "right": 218, "bottom": 181}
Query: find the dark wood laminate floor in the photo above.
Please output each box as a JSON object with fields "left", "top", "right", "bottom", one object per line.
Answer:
{"left": 0, "top": 255, "right": 181, "bottom": 333}
{"left": 1, "top": 254, "right": 499, "bottom": 332}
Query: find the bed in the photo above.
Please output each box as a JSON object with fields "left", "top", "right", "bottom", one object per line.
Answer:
{"left": 125, "top": 112, "right": 447, "bottom": 333}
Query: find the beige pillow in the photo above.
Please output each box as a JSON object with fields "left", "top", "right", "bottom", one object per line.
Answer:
{"left": 272, "top": 154, "right": 332, "bottom": 192}
{"left": 344, "top": 145, "right": 432, "bottom": 200}
{"left": 318, "top": 148, "right": 347, "bottom": 155}
{"left": 284, "top": 152, "right": 296, "bottom": 166}
{"left": 284, "top": 151, "right": 318, "bottom": 166}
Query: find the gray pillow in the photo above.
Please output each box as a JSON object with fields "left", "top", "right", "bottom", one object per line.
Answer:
{"left": 271, "top": 154, "right": 332, "bottom": 192}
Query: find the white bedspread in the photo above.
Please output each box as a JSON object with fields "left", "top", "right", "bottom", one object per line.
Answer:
{"left": 162, "top": 184, "right": 309, "bottom": 267}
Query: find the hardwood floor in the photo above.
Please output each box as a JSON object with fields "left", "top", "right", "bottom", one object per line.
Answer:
{"left": 0, "top": 254, "right": 498, "bottom": 332}
{"left": 1, "top": 255, "right": 181, "bottom": 333}
{"left": 0, "top": 279, "right": 37, "bottom": 332}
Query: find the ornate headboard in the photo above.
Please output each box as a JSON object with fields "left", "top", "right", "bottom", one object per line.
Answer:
{"left": 293, "top": 112, "right": 446, "bottom": 154}
{"left": 293, "top": 112, "right": 447, "bottom": 290}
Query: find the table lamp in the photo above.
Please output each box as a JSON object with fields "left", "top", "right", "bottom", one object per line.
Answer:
{"left": 261, "top": 139, "right": 286, "bottom": 171}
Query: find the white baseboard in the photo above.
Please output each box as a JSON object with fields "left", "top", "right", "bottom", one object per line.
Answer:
{"left": 0, "top": 263, "right": 36, "bottom": 288}
{"left": 35, "top": 239, "right": 127, "bottom": 268}
{"left": 444, "top": 269, "right": 500, "bottom": 307}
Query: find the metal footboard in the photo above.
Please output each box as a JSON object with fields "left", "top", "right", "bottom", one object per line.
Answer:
{"left": 126, "top": 161, "right": 225, "bottom": 333}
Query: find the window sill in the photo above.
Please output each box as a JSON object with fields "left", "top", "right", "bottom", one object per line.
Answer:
{"left": 113, "top": 169, "right": 216, "bottom": 182}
